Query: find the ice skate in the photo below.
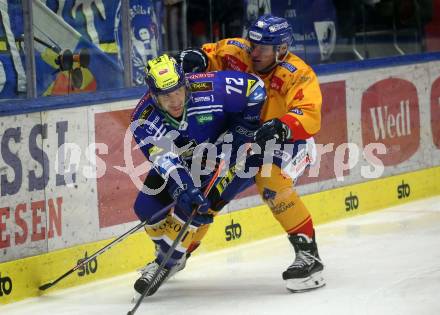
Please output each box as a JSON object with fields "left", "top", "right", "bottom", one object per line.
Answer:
{"left": 133, "top": 260, "right": 170, "bottom": 296}
{"left": 282, "top": 233, "right": 325, "bottom": 292}
{"left": 166, "top": 252, "right": 189, "bottom": 280}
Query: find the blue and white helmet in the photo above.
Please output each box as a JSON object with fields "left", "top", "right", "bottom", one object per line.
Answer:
{"left": 247, "top": 14, "right": 293, "bottom": 47}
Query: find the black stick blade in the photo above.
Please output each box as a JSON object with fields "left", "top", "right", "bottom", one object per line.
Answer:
{"left": 39, "top": 282, "right": 53, "bottom": 291}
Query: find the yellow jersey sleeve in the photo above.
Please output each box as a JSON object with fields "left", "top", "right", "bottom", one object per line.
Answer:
{"left": 201, "top": 38, "right": 252, "bottom": 72}
{"left": 279, "top": 65, "right": 322, "bottom": 139}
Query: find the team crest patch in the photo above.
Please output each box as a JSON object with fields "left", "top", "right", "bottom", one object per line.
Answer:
{"left": 190, "top": 81, "right": 213, "bottom": 92}
{"left": 280, "top": 62, "right": 297, "bottom": 73}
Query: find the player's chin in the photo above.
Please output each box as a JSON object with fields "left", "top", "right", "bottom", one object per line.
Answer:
{"left": 252, "top": 61, "right": 264, "bottom": 72}
{"left": 170, "top": 107, "right": 183, "bottom": 118}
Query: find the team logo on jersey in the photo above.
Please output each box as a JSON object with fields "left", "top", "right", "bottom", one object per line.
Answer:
{"left": 270, "top": 76, "right": 284, "bottom": 91}
{"left": 196, "top": 114, "right": 214, "bottom": 125}
{"left": 280, "top": 62, "right": 297, "bottom": 73}
{"left": 290, "top": 108, "right": 303, "bottom": 115}
{"left": 190, "top": 81, "right": 213, "bottom": 92}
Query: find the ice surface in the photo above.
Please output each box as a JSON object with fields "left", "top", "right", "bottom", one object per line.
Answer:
{"left": 2, "top": 196, "right": 440, "bottom": 315}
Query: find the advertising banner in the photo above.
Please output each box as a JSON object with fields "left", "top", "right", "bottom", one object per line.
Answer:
{"left": 94, "top": 108, "right": 145, "bottom": 228}
{"left": 431, "top": 76, "right": 440, "bottom": 150}
{"left": 298, "top": 80, "right": 348, "bottom": 185}
{"left": 361, "top": 78, "right": 420, "bottom": 166}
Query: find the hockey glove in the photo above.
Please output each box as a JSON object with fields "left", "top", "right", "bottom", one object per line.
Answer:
{"left": 168, "top": 168, "right": 212, "bottom": 225}
{"left": 254, "top": 118, "right": 291, "bottom": 149}
{"left": 177, "top": 187, "right": 212, "bottom": 225}
{"left": 177, "top": 48, "right": 208, "bottom": 73}
{"left": 176, "top": 186, "right": 210, "bottom": 214}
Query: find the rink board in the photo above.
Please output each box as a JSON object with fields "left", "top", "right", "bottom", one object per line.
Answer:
{"left": 0, "top": 165, "right": 439, "bottom": 304}
{"left": 2, "top": 56, "right": 440, "bottom": 304}
{"left": 2, "top": 59, "right": 440, "bottom": 264}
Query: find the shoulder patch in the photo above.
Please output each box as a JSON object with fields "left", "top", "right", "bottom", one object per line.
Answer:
{"left": 139, "top": 105, "right": 154, "bottom": 119}
{"left": 132, "top": 94, "right": 154, "bottom": 121}
{"left": 280, "top": 62, "right": 297, "bottom": 73}
{"left": 227, "top": 40, "right": 250, "bottom": 51}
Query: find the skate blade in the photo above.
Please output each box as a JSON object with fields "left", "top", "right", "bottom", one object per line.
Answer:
{"left": 285, "top": 271, "right": 325, "bottom": 293}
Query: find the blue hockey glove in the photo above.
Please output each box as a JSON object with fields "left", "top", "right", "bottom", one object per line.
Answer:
{"left": 254, "top": 118, "right": 291, "bottom": 148}
{"left": 176, "top": 186, "right": 210, "bottom": 214}
{"left": 177, "top": 48, "right": 208, "bottom": 73}
{"left": 176, "top": 187, "right": 213, "bottom": 225}
{"left": 167, "top": 168, "right": 212, "bottom": 225}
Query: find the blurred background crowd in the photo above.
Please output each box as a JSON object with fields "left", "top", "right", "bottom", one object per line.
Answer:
{"left": 0, "top": 0, "right": 438, "bottom": 101}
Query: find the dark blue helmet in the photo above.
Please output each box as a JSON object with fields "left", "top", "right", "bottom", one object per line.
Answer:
{"left": 145, "top": 54, "right": 186, "bottom": 95}
{"left": 248, "top": 14, "right": 293, "bottom": 46}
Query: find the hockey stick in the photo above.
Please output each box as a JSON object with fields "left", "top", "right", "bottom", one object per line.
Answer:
{"left": 128, "top": 160, "right": 225, "bottom": 315}
{"left": 38, "top": 202, "right": 176, "bottom": 291}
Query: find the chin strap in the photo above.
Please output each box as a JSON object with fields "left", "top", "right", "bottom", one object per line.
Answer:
{"left": 257, "top": 46, "right": 288, "bottom": 74}
{"left": 275, "top": 47, "right": 288, "bottom": 64}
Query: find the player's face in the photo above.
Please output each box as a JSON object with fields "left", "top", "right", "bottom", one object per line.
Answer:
{"left": 250, "top": 43, "right": 276, "bottom": 73}
{"left": 157, "top": 86, "right": 186, "bottom": 118}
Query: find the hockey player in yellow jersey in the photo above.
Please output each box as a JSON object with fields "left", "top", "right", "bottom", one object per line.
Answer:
{"left": 178, "top": 14, "right": 325, "bottom": 292}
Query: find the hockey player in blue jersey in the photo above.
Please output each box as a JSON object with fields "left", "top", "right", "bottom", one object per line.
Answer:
{"left": 130, "top": 54, "right": 265, "bottom": 296}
